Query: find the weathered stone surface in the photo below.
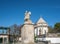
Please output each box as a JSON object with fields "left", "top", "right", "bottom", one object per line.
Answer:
{"left": 21, "top": 24, "right": 34, "bottom": 44}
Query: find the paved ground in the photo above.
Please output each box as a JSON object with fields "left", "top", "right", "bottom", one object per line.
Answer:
{"left": 0, "top": 42, "right": 60, "bottom": 44}
{"left": 35, "top": 41, "right": 48, "bottom": 44}
{"left": 14, "top": 41, "right": 48, "bottom": 44}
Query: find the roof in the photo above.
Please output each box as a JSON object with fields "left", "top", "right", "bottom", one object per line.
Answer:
{"left": 0, "top": 27, "right": 10, "bottom": 29}
{"left": 36, "top": 17, "right": 47, "bottom": 24}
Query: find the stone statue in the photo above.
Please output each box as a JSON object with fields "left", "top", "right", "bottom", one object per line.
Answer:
{"left": 24, "top": 11, "right": 31, "bottom": 21}
{"left": 21, "top": 11, "right": 34, "bottom": 44}
{"left": 24, "top": 11, "right": 32, "bottom": 24}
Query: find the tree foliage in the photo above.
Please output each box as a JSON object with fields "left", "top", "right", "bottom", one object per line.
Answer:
{"left": 54, "top": 23, "right": 60, "bottom": 33}
{"left": 9, "top": 24, "right": 22, "bottom": 42}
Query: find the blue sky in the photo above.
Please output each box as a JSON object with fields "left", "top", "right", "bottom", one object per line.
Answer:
{"left": 0, "top": 0, "right": 60, "bottom": 27}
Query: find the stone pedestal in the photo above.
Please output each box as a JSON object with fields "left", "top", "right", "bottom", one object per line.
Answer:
{"left": 21, "top": 24, "right": 34, "bottom": 44}
{"left": 21, "top": 11, "right": 34, "bottom": 44}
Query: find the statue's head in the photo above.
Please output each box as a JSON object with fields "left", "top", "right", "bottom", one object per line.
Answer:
{"left": 25, "top": 10, "right": 31, "bottom": 16}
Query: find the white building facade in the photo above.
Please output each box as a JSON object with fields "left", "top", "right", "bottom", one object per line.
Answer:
{"left": 34, "top": 17, "right": 48, "bottom": 36}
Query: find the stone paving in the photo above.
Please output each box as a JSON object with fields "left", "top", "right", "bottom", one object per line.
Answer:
{"left": 35, "top": 41, "right": 48, "bottom": 44}
{"left": 0, "top": 42, "right": 60, "bottom": 44}
{"left": 12, "top": 42, "right": 48, "bottom": 44}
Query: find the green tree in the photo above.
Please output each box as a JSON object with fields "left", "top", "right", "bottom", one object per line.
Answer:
{"left": 54, "top": 23, "right": 60, "bottom": 33}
